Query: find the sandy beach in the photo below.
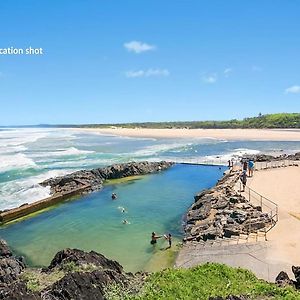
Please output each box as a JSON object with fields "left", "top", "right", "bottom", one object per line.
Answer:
{"left": 247, "top": 166, "right": 300, "bottom": 268}
{"left": 75, "top": 128, "right": 300, "bottom": 141}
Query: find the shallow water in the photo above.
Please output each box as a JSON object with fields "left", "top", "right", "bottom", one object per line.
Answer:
{"left": 0, "top": 164, "right": 225, "bottom": 272}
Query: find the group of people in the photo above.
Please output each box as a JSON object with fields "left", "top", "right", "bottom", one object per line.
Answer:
{"left": 239, "top": 158, "right": 255, "bottom": 192}
{"left": 151, "top": 232, "right": 172, "bottom": 249}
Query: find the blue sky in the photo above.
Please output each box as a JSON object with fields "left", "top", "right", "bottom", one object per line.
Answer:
{"left": 0, "top": 0, "right": 299, "bottom": 125}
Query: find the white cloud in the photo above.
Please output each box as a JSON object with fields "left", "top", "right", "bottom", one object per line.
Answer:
{"left": 125, "top": 68, "right": 169, "bottom": 78}
{"left": 285, "top": 85, "right": 300, "bottom": 94}
{"left": 124, "top": 41, "right": 156, "bottom": 54}
{"left": 202, "top": 73, "right": 217, "bottom": 84}
{"left": 224, "top": 68, "right": 232, "bottom": 77}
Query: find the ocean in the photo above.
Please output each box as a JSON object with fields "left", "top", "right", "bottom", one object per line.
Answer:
{"left": 1, "top": 128, "right": 300, "bottom": 211}
{"left": 1, "top": 128, "right": 300, "bottom": 271}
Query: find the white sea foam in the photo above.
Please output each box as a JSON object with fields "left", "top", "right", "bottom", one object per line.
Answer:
{"left": 0, "top": 153, "right": 37, "bottom": 173}
{"left": 132, "top": 142, "right": 194, "bottom": 157}
{"left": 30, "top": 147, "right": 95, "bottom": 158}
{"left": 200, "top": 148, "right": 260, "bottom": 164}
{"left": 0, "top": 169, "right": 74, "bottom": 210}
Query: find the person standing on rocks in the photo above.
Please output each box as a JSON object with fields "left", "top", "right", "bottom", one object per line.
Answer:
{"left": 240, "top": 170, "right": 247, "bottom": 192}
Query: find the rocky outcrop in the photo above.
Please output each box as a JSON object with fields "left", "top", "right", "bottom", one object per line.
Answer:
{"left": 45, "top": 269, "right": 130, "bottom": 300}
{"left": 0, "top": 241, "right": 136, "bottom": 300}
{"left": 48, "top": 248, "right": 124, "bottom": 274}
{"left": 40, "top": 161, "right": 173, "bottom": 195}
{"left": 184, "top": 170, "right": 273, "bottom": 242}
{"left": 275, "top": 266, "right": 300, "bottom": 289}
{"left": 246, "top": 152, "right": 300, "bottom": 162}
{"left": 0, "top": 240, "right": 25, "bottom": 286}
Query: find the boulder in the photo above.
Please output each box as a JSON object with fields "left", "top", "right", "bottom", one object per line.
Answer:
{"left": 275, "top": 271, "right": 294, "bottom": 288}
{"left": 48, "top": 248, "right": 123, "bottom": 274}
{"left": 0, "top": 239, "right": 11, "bottom": 257}
{"left": 45, "top": 269, "right": 130, "bottom": 300}
{"left": 0, "top": 251, "right": 25, "bottom": 285}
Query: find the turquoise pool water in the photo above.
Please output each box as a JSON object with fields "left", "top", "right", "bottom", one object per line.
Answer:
{"left": 0, "top": 164, "right": 225, "bottom": 272}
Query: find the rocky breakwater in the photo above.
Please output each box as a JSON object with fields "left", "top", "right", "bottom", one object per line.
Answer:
{"left": 40, "top": 161, "right": 173, "bottom": 196}
{"left": 184, "top": 170, "right": 273, "bottom": 242}
{"left": 0, "top": 240, "right": 141, "bottom": 300}
{"left": 246, "top": 152, "right": 300, "bottom": 162}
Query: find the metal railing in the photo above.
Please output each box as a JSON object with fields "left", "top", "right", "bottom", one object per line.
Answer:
{"left": 236, "top": 180, "right": 278, "bottom": 236}
{"left": 163, "top": 157, "right": 227, "bottom": 166}
{"left": 254, "top": 159, "right": 298, "bottom": 170}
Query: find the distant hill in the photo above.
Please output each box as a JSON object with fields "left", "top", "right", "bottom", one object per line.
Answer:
{"left": 77, "top": 113, "right": 300, "bottom": 129}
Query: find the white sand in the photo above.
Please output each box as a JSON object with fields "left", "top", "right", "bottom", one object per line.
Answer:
{"left": 75, "top": 128, "right": 300, "bottom": 141}
{"left": 247, "top": 166, "right": 300, "bottom": 267}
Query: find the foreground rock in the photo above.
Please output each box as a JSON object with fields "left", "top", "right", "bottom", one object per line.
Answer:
{"left": 184, "top": 170, "right": 273, "bottom": 242}
{"left": 40, "top": 161, "right": 173, "bottom": 195}
{"left": 275, "top": 266, "right": 300, "bottom": 289}
{"left": 0, "top": 241, "right": 137, "bottom": 300}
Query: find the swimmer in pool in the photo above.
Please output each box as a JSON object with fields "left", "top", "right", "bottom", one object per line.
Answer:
{"left": 118, "top": 206, "right": 127, "bottom": 213}
{"left": 150, "top": 232, "right": 162, "bottom": 245}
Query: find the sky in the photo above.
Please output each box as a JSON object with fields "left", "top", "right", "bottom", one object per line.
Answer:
{"left": 0, "top": 0, "right": 299, "bottom": 125}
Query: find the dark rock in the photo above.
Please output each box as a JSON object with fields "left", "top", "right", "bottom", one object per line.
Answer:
{"left": 0, "top": 281, "right": 41, "bottom": 300}
{"left": 48, "top": 248, "right": 123, "bottom": 274}
{"left": 0, "top": 256, "right": 25, "bottom": 284}
{"left": 194, "top": 189, "right": 213, "bottom": 202}
{"left": 40, "top": 161, "right": 173, "bottom": 196}
{"left": 0, "top": 239, "right": 12, "bottom": 257}
{"left": 187, "top": 202, "right": 212, "bottom": 223}
{"left": 212, "top": 198, "right": 229, "bottom": 209}
{"left": 275, "top": 271, "right": 294, "bottom": 287}
{"left": 223, "top": 226, "right": 240, "bottom": 238}
{"left": 46, "top": 269, "right": 130, "bottom": 300}
{"left": 292, "top": 265, "right": 300, "bottom": 288}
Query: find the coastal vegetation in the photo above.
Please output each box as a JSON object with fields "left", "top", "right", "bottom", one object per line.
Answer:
{"left": 118, "top": 263, "right": 300, "bottom": 300}
{"left": 3, "top": 113, "right": 300, "bottom": 129}
{"left": 66, "top": 113, "right": 300, "bottom": 129}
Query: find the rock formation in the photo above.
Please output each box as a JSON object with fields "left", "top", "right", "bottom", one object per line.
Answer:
{"left": 275, "top": 266, "right": 300, "bottom": 289}
{"left": 40, "top": 161, "right": 173, "bottom": 196}
{"left": 184, "top": 170, "right": 273, "bottom": 242}
{"left": 0, "top": 241, "right": 137, "bottom": 300}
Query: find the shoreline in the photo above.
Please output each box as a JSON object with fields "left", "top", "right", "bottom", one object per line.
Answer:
{"left": 72, "top": 127, "right": 300, "bottom": 141}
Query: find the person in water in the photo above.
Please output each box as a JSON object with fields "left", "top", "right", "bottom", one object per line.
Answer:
{"left": 122, "top": 219, "right": 129, "bottom": 224}
{"left": 165, "top": 233, "right": 172, "bottom": 248}
{"left": 150, "top": 232, "right": 162, "bottom": 245}
{"left": 111, "top": 193, "right": 117, "bottom": 200}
